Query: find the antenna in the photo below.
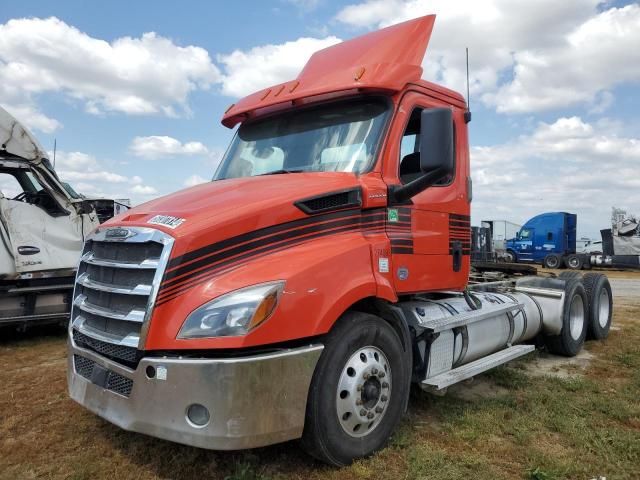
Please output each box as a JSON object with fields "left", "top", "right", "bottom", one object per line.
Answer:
{"left": 53, "top": 139, "right": 57, "bottom": 168}
{"left": 464, "top": 47, "right": 472, "bottom": 124}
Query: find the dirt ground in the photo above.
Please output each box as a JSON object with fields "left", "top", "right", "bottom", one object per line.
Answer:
{"left": 1, "top": 269, "right": 638, "bottom": 480}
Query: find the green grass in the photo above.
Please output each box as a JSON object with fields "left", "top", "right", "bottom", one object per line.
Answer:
{"left": 1, "top": 299, "right": 639, "bottom": 480}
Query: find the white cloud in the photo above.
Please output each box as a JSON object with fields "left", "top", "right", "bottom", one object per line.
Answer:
{"left": 130, "top": 184, "right": 158, "bottom": 195}
{"left": 1, "top": 103, "right": 61, "bottom": 133}
{"left": 335, "top": 1, "right": 640, "bottom": 114}
{"left": 51, "top": 150, "right": 159, "bottom": 204}
{"left": 470, "top": 116, "right": 640, "bottom": 236}
{"left": 129, "top": 136, "right": 209, "bottom": 159}
{"left": 0, "top": 16, "right": 221, "bottom": 129}
{"left": 217, "top": 36, "right": 341, "bottom": 97}
{"left": 183, "top": 174, "right": 209, "bottom": 187}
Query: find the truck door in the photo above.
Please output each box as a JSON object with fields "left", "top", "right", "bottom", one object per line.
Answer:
{"left": 382, "top": 91, "right": 470, "bottom": 293}
{"left": 0, "top": 169, "right": 91, "bottom": 275}
{"left": 517, "top": 227, "right": 535, "bottom": 261}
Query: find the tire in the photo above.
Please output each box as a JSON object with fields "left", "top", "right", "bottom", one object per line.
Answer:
{"left": 504, "top": 250, "right": 517, "bottom": 263}
{"left": 301, "top": 311, "right": 410, "bottom": 466}
{"left": 565, "top": 254, "right": 584, "bottom": 270}
{"left": 559, "top": 271, "right": 582, "bottom": 281}
{"left": 582, "top": 273, "right": 613, "bottom": 340}
{"left": 544, "top": 279, "right": 588, "bottom": 357}
{"left": 543, "top": 253, "right": 563, "bottom": 269}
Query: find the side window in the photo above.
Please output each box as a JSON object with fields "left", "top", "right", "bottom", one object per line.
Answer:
{"left": 547, "top": 232, "right": 553, "bottom": 241}
{"left": 0, "top": 173, "right": 24, "bottom": 199}
{"left": 398, "top": 109, "right": 422, "bottom": 184}
{"left": 398, "top": 107, "right": 455, "bottom": 185}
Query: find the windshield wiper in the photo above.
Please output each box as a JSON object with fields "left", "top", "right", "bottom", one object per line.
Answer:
{"left": 259, "top": 169, "right": 305, "bottom": 175}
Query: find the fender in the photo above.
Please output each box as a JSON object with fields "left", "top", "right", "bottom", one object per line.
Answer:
{"left": 144, "top": 230, "right": 388, "bottom": 351}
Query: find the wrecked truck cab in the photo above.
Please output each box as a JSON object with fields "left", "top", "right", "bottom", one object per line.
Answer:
{"left": 0, "top": 106, "right": 124, "bottom": 328}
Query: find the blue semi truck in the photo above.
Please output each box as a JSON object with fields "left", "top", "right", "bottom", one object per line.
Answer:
{"left": 505, "top": 212, "right": 578, "bottom": 268}
{"left": 502, "top": 212, "right": 640, "bottom": 270}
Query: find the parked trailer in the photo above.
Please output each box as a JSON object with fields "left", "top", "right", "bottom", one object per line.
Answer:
{"left": 67, "top": 16, "right": 614, "bottom": 466}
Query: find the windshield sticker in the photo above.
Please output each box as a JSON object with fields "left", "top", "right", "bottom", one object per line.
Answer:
{"left": 148, "top": 215, "right": 186, "bottom": 229}
{"left": 388, "top": 209, "right": 399, "bottom": 223}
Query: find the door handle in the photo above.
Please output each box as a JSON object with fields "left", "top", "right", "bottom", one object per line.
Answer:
{"left": 17, "top": 246, "right": 40, "bottom": 256}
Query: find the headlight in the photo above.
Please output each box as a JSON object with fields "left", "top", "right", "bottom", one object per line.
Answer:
{"left": 178, "top": 281, "right": 284, "bottom": 338}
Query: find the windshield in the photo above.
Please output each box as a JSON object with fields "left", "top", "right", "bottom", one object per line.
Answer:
{"left": 214, "top": 97, "right": 389, "bottom": 179}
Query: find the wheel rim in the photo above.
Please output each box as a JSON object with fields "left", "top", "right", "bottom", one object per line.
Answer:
{"left": 569, "top": 294, "right": 585, "bottom": 340}
{"left": 506, "top": 252, "right": 514, "bottom": 262}
{"left": 336, "top": 346, "right": 392, "bottom": 438}
{"left": 598, "top": 288, "right": 610, "bottom": 328}
{"left": 548, "top": 258, "right": 558, "bottom": 268}
{"left": 569, "top": 258, "right": 579, "bottom": 268}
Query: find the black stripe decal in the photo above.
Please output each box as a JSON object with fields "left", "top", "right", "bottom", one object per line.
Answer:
{"left": 164, "top": 213, "right": 384, "bottom": 284}
{"left": 391, "top": 239, "right": 413, "bottom": 247}
{"left": 168, "top": 207, "right": 369, "bottom": 269}
{"left": 158, "top": 218, "right": 386, "bottom": 303}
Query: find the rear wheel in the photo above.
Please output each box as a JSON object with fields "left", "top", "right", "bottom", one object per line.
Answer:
{"left": 543, "top": 253, "right": 563, "bottom": 269}
{"left": 582, "top": 273, "right": 613, "bottom": 340}
{"left": 544, "top": 279, "right": 588, "bottom": 356}
{"left": 566, "top": 254, "right": 584, "bottom": 270}
{"left": 301, "top": 311, "right": 409, "bottom": 466}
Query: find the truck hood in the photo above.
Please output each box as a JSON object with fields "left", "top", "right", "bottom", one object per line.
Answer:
{"left": 115, "top": 172, "right": 363, "bottom": 247}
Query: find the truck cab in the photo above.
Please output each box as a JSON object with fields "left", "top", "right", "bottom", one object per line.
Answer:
{"left": 505, "top": 212, "right": 577, "bottom": 266}
{"left": 67, "top": 16, "right": 610, "bottom": 466}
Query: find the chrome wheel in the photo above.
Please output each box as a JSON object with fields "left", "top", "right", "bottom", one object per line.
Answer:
{"left": 336, "top": 346, "right": 391, "bottom": 437}
{"left": 598, "top": 288, "right": 610, "bottom": 328}
{"left": 568, "top": 257, "right": 579, "bottom": 268}
{"left": 569, "top": 294, "right": 585, "bottom": 340}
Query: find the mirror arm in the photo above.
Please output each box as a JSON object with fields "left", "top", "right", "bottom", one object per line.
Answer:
{"left": 389, "top": 167, "right": 448, "bottom": 203}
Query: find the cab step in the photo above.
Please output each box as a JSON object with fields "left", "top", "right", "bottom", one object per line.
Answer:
{"left": 421, "top": 344, "right": 535, "bottom": 391}
{"left": 418, "top": 302, "right": 524, "bottom": 332}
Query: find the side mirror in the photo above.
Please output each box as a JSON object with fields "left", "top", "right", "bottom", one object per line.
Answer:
{"left": 419, "top": 108, "right": 454, "bottom": 175}
{"left": 391, "top": 108, "right": 454, "bottom": 203}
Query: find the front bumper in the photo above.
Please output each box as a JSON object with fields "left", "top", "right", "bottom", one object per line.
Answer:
{"left": 68, "top": 338, "right": 323, "bottom": 450}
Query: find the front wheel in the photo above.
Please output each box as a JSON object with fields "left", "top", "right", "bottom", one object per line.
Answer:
{"left": 301, "top": 311, "right": 409, "bottom": 466}
{"left": 504, "top": 250, "right": 517, "bottom": 263}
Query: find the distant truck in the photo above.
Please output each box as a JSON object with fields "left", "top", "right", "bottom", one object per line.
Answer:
{"left": 505, "top": 212, "right": 576, "bottom": 268}
{"left": 505, "top": 211, "right": 639, "bottom": 270}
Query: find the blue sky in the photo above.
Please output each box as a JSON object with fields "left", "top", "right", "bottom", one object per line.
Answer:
{"left": 1, "top": 0, "right": 639, "bottom": 238}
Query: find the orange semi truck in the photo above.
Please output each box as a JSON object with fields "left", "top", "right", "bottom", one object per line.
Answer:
{"left": 67, "top": 16, "right": 613, "bottom": 465}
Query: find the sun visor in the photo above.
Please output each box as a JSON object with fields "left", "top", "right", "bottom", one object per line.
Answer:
{"left": 222, "top": 15, "right": 435, "bottom": 128}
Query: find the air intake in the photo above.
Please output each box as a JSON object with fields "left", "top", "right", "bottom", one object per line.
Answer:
{"left": 295, "top": 188, "right": 361, "bottom": 215}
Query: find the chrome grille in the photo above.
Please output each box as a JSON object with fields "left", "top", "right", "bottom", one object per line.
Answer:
{"left": 73, "top": 354, "right": 134, "bottom": 397}
{"left": 73, "top": 330, "right": 138, "bottom": 364}
{"left": 70, "top": 227, "right": 173, "bottom": 365}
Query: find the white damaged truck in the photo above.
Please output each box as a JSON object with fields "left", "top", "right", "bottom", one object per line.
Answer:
{"left": 0, "top": 106, "right": 125, "bottom": 329}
